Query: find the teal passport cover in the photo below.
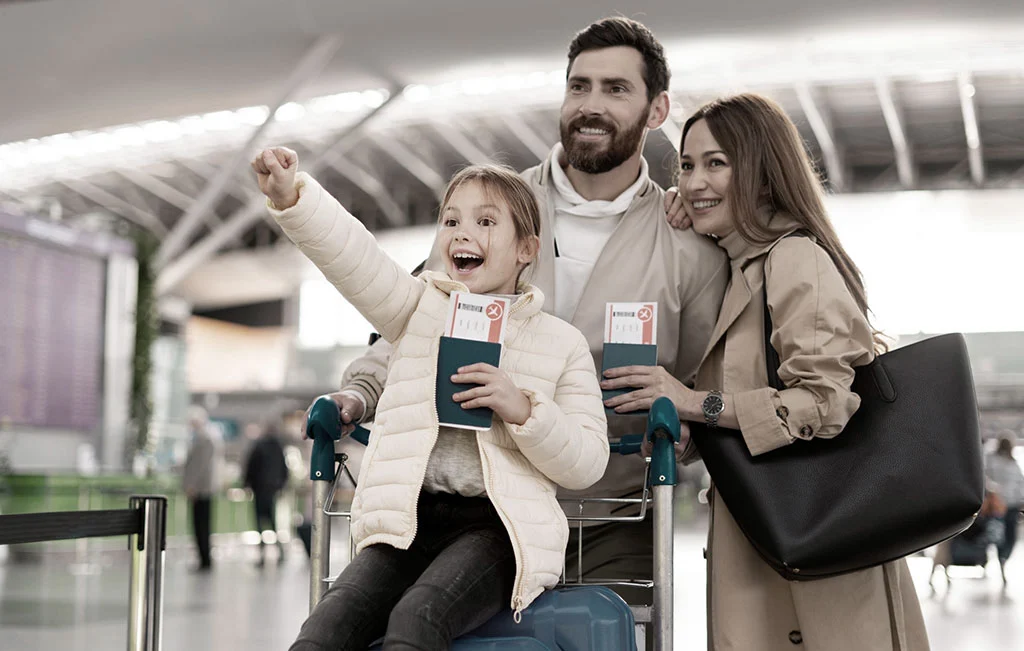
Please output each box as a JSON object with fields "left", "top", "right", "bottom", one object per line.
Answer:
{"left": 601, "top": 342, "right": 658, "bottom": 415}
{"left": 436, "top": 336, "right": 502, "bottom": 430}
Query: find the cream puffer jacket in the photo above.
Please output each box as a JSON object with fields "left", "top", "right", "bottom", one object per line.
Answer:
{"left": 269, "top": 173, "right": 610, "bottom": 615}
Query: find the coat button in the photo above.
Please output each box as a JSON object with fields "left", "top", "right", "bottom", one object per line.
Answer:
{"left": 789, "top": 630, "right": 803, "bottom": 645}
{"left": 799, "top": 425, "right": 813, "bottom": 437}
{"left": 776, "top": 406, "right": 790, "bottom": 419}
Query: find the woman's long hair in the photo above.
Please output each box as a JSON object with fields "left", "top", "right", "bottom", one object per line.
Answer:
{"left": 681, "top": 93, "right": 884, "bottom": 346}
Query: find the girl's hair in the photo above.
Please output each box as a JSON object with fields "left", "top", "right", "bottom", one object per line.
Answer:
{"left": 680, "top": 93, "right": 883, "bottom": 346}
{"left": 439, "top": 164, "right": 541, "bottom": 244}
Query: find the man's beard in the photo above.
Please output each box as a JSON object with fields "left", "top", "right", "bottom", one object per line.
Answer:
{"left": 560, "top": 109, "right": 648, "bottom": 175}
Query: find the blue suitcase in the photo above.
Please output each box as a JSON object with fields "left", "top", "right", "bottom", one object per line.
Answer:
{"left": 369, "top": 586, "right": 635, "bottom": 650}
{"left": 372, "top": 638, "right": 549, "bottom": 650}
{"left": 461, "top": 586, "right": 635, "bottom": 651}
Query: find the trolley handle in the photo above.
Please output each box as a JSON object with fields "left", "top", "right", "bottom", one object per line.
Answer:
{"left": 608, "top": 396, "right": 680, "bottom": 455}
{"left": 608, "top": 434, "right": 644, "bottom": 455}
{"left": 647, "top": 396, "right": 681, "bottom": 487}
{"left": 307, "top": 395, "right": 680, "bottom": 479}
{"left": 307, "top": 396, "right": 371, "bottom": 481}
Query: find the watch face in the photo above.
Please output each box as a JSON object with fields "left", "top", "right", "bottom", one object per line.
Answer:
{"left": 703, "top": 394, "right": 725, "bottom": 416}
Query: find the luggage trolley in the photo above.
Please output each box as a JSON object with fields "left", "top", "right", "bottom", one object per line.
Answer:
{"left": 929, "top": 491, "right": 1019, "bottom": 590}
{"left": 307, "top": 395, "right": 682, "bottom": 650}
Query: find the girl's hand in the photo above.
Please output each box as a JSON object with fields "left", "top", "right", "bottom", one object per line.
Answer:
{"left": 252, "top": 147, "right": 300, "bottom": 209}
{"left": 663, "top": 187, "right": 692, "bottom": 230}
{"left": 299, "top": 392, "right": 365, "bottom": 439}
{"left": 601, "top": 365, "right": 694, "bottom": 415}
{"left": 452, "top": 363, "right": 531, "bottom": 426}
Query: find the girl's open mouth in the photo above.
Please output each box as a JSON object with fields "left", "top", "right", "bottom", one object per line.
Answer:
{"left": 452, "top": 252, "right": 484, "bottom": 272}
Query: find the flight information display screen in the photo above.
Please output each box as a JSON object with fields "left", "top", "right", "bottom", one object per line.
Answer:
{"left": 0, "top": 212, "right": 117, "bottom": 431}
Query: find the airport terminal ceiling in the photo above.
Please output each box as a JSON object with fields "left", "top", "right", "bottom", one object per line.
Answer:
{"left": 3, "top": 0, "right": 1024, "bottom": 310}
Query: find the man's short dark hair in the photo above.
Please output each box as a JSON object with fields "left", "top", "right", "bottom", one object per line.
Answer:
{"left": 567, "top": 17, "right": 670, "bottom": 103}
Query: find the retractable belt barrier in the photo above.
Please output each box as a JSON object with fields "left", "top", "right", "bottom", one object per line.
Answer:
{"left": 0, "top": 495, "right": 168, "bottom": 651}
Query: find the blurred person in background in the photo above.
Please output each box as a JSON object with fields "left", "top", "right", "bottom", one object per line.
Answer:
{"left": 243, "top": 419, "right": 290, "bottom": 567}
{"left": 987, "top": 435, "right": 1024, "bottom": 584}
{"left": 302, "top": 19, "right": 728, "bottom": 629}
{"left": 603, "top": 93, "right": 929, "bottom": 650}
{"left": 182, "top": 405, "right": 221, "bottom": 572}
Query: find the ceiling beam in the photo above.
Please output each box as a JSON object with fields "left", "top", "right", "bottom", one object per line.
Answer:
{"left": 0, "top": 189, "right": 29, "bottom": 211}
{"left": 321, "top": 155, "right": 407, "bottom": 228}
{"left": 155, "top": 35, "right": 342, "bottom": 267}
{"left": 118, "top": 168, "right": 200, "bottom": 213}
{"left": 432, "top": 122, "right": 494, "bottom": 166}
{"left": 59, "top": 179, "right": 168, "bottom": 236}
{"left": 375, "top": 135, "right": 447, "bottom": 196}
{"left": 957, "top": 72, "right": 985, "bottom": 187}
{"left": 177, "top": 158, "right": 260, "bottom": 202}
{"left": 500, "top": 113, "right": 552, "bottom": 161}
{"left": 939, "top": 159, "right": 970, "bottom": 185}
{"left": 54, "top": 189, "right": 93, "bottom": 217}
{"left": 118, "top": 167, "right": 252, "bottom": 246}
{"left": 795, "top": 82, "right": 846, "bottom": 192}
{"left": 155, "top": 85, "right": 403, "bottom": 296}
{"left": 873, "top": 78, "right": 916, "bottom": 189}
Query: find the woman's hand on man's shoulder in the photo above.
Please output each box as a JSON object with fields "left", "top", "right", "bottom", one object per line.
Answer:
{"left": 664, "top": 187, "right": 692, "bottom": 230}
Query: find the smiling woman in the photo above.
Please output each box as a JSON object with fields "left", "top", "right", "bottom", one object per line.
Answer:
{"left": 665, "top": 93, "right": 929, "bottom": 650}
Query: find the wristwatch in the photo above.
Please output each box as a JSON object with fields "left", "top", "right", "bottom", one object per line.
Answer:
{"left": 702, "top": 390, "right": 725, "bottom": 428}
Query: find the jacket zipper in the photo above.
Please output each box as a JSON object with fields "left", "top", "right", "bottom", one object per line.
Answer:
{"left": 481, "top": 315, "right": 529, "bottom": 622}
{"left": 481, "top": 447, "right": 528, "bottom": 623}
{"left": 407, "top": 338, "right": 444, "bottom": 548}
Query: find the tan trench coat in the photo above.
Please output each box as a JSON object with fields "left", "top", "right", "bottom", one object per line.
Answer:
{"left": 691, "top": 221, "right": 930, "bottom": 651}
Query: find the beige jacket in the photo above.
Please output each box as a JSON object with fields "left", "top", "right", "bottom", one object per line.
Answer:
{"left": 344, "top": 152, "right": 729, "bottom": 508}
{"left": 269, "top": 173, "right": 610, "bottom": 614}
{"left": 694, "top": 223, "right": 929, "bottom": 651}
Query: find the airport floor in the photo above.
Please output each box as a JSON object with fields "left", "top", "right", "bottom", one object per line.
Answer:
{"left": 2, "top": 522, "right": 1022, "bottom": 650}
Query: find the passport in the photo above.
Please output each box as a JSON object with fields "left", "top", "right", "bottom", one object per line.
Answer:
{"left": 435, "top": 335, "right": 502, "bottom": 430}
{"left": 601, "top": 342, "right": 658, "bottom": 415}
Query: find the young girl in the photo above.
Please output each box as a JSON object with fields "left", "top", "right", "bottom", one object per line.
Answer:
{"left": 252, "top": 147, "right": 609, "bottom": 650}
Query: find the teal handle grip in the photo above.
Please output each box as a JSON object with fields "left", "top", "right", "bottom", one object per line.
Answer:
{"left": 647, "top": 396, "right": 681, "bottom": 486}
{"left": 308, "top": 397, "right": 343, "bottom": 481}
{"left": 609, "top": 434, "right": 644, "bottom": 455}
{"left": 307, "top": 397, "right": 373, "bottom": 481}
{"left": 350, "top": 424, "right": 370, "bottom": 446}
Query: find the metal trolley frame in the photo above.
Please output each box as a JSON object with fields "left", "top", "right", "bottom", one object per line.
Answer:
{"left": 306, "top": 396, "right": 681, "bottom": 650}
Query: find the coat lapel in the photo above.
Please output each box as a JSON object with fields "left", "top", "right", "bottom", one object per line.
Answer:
{"left": 698, "top": 264, "right": 753, "bottom": 369}
{"left": 697, "top": 219, "right": 805, "bottom": 369}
